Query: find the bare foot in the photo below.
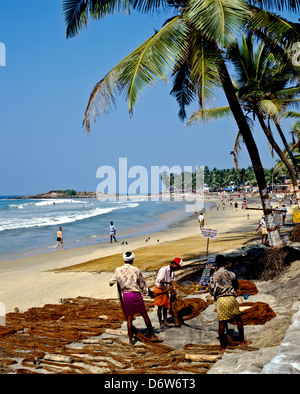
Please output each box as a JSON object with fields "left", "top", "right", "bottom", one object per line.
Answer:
{"left": 150, "top": 335, "right": 163, "bottom": 343}
{"left": 241, "top": 339, "right": 252, "bottom": 347}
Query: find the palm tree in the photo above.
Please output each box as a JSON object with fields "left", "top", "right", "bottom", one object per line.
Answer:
{"left": 188, "top": 34, "right": 300, "bottom": 206}
{"left": 61, "top": 0, "right": 300, "bottom": 246}
{"left": 228, "top": 35, "right": 300, "bottom": 206}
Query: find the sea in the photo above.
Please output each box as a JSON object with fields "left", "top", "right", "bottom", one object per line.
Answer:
{"left": 0, "top": 196, "right": 212, "bottom": 261}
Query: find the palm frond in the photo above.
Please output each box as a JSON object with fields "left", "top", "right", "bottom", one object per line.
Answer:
{"left": 170, "top": 59, "right": 196, "bottom": 121}
{"left": 282, "top": 111, "right": 300, "bottom": 120}
{"left": 186, "top": 0, "right": 251, "bottom": 47}
{"left": 231, "top": 131, "right": 243, "bottom": 169}
{"left": 247, "top": 0, "right": 300, "bottom": 13}
{"left": 246, "top": 7, "right": 300, "bottom": 46}
{"left": 83, "top": 15, "right": 189, "bottom": 132}
{"left": 189, "top": 33, "right": 221, "bottom": 108}
{"left": 258, "top": 99, "right": 280, "bottom": 119}
{"left": 63, "top": 0, "right": 90, "bottom": 38}
{"left": 63, "top": 0, "right": 165, "bottom": 38}
{"left": 185, "top": 106, "right": 232, "bottom": 126}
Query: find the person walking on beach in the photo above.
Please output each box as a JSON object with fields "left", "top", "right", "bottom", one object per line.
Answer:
{"left": 198, "top": 213, "right": 204, "bottom": 229}
{"left": 109, "top": 251, "right": 161, "bottom": 345}
{"left": 209, "top": 255, "right": 252, "bottom": 352}
{"left": 256, "top": 216, "right": 268, "bottom": 244}
{"left": 109, "top": 221, "right": 117, "bottom": 243}
{"left": 194, "top": 205, "right": 198, "bottom": 219}
{"left": 281, "top": 205, "right": 287, "bottom": 225}
{"left": 54, "top": 227, "right": 63, "bottom": 251}
{"left": 154, "top": 258, "right": 183, "bottom": 329}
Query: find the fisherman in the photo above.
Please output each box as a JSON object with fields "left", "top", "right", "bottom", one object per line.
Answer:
{"left": 154, "top": 258, "right": 183, "bottom": 329}
{"left": 209, "top": 255, "right": 252, "bottom": 352}
{"left": 109, "top": 251, "right": 161, "bottom": 345}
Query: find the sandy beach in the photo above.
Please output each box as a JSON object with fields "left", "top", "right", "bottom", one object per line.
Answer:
{"left": 0, "top": 197, "right": 267, "bottom": 313}
{"left": 2, "top": 196, "right": 300, "bottom": 375}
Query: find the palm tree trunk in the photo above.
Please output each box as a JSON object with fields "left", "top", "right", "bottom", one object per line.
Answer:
{"left": 216, "top": 56, "right": 283, "bottom": 247}
{"left": 256, "top": 111, "right": 300, "bottom": 209}
{"left": 274, "top": 120, "right": 300, "bottom": 207}
{"left": 274, "top": 120, "right": 300, "bottom": 178}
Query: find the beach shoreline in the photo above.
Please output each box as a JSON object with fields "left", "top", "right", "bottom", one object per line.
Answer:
{"left": 0, "top": 198, "right": 213, "bottom": 262}
{"left": 0, "top": 196, "right": 271, "bottom": 313}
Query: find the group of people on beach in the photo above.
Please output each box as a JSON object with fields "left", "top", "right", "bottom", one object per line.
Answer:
{"left": 109, "top": 251, "right": 251, "bottom": 351}
{"left": 54, "top": 221, "right": 118, "bottom": 252}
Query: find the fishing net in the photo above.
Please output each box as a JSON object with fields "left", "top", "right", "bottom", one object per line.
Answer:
{"left": 0, "top": 297, "right": 224, "bottom": 374}
{"left": 252, "top": 246, "right": 300, "bottom": 281}
{"left": 0, "top": 280, "right": 275, "bottom": 374}
{"left": 236, "top": 280, "right": 258, "bottom": 296}
{"left": 289, "top": 224, "right": 300, "bottom": 242}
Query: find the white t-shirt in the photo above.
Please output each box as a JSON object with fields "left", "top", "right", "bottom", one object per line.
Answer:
{"left": 260, "top": 218, "right": 266, "bottom": 227}
{"left": 281, "top": 207, "right": 287, "bottom": 216}
{"left": 199, "top": 214, "right": 204, "bottom": 223}
{"left": 155, "top": 266, "right": 175, "bottom": 289}
{"left": 110, "top": 225, "right": 116, "bottom": 235}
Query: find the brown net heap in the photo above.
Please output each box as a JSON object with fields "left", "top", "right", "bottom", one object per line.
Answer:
{"left": 0, "top": 277, "right": 276, "bottom": 374}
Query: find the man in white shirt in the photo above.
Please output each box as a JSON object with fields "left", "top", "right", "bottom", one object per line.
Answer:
{"left": 154, "top": 258, "right": 183, "bottom": 329}
{"left": 109, "top": 221, "right": 117, "bottom": 243}
{"left": 256, "top": 216, "right": 268, "bottom": 244}
{"left": 198, "top": 213, "right": 204, "bottom": 228}
{"left": 109, "top": 251, "right": 161, "bottom": 345}
{"left": 281, "top": 205, "right": 287, "bottom": 225}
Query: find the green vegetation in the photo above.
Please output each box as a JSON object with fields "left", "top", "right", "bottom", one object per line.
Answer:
{"left": 161, "top": 166, "right": 286, "bottom": 191}
{"left": 64, "top": 189, "right": 77, "bottom": 196}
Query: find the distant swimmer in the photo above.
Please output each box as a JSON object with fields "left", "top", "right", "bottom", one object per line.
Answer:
{"left": 54, "top": 227, "right": 63, "bottom": 251}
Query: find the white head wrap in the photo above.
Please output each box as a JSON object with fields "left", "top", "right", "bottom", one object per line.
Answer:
{"left": 123, "top": 252, "right": 135, "bottom": 262}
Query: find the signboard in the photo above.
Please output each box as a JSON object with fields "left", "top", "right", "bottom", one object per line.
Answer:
{"left": 201, "top": 228, "right": 217, "bottom": 239}
{"left": 198, "top": 258, "right": 217, "bottom": 287}
{"left": 293, "top": 212, "right": 300, "bottom": 224}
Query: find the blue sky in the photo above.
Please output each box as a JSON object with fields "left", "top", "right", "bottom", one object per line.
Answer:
{"left": 0, "top": 1, "right": 298, "bottom": 195}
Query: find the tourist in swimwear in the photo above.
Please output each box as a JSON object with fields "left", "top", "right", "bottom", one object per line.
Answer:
{"left": 54, "top": 227, "right": 63, "bottom": 251}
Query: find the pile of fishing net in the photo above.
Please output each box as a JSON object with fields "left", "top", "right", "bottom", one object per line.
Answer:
{"left": 289, "top": 224, "right": 300, "bottom": 242}
{"left": 173, "top": 280, "right": 275, "bottom": 326}
{"left": 0, "top": 279, "right": 276, "bottom": 374}
{"left": 0, "top": 297, "right": 228, "bottom": 375}
{"left": 249, "top": 246, "right": 300, "bottom": 281}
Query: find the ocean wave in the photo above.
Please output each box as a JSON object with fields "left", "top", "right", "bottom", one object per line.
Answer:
{"left": 0, "top": 202, "right": 139, "bottom": 232}
{"left": 34, "top": 199, "right": 88, "bottom": 206}
{"left": 7, "top": 199, "right": 90, "bottom": 209}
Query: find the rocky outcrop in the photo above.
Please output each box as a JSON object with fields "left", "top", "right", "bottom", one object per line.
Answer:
{"left": 11, "top": 190, "right": 97, "bottom": 199}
